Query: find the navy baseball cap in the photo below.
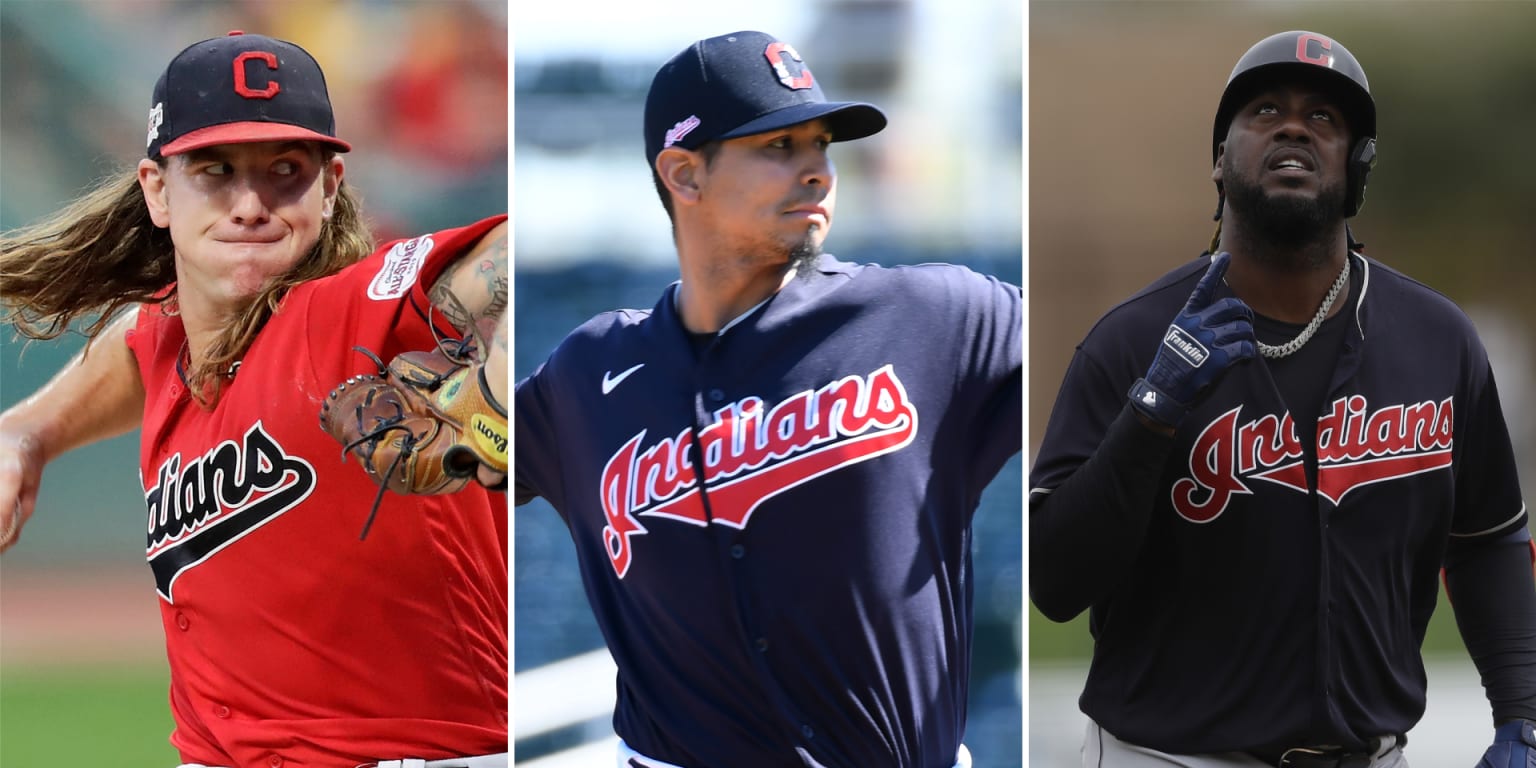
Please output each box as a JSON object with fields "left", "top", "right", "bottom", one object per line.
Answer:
{"left": 643, "top": 31, "right": 887, "bottom": 170}
{"left": 147, "top": 31, "right": 351, "bottom": 159}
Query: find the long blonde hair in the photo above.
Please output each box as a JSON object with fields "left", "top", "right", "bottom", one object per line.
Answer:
{"left": 0, "top": 156, "right": 374, "bottom": 403}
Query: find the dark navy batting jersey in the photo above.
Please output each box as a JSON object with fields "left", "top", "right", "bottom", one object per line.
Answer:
{"left": 516, "top": 254, "right": 1021, "bottom": 768}
{"left": 1030, "top": 252, "right": 1527, "bottom": 753}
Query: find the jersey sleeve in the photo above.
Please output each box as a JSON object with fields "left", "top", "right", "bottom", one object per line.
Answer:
{"left": 1449, "top": 358, "right": 1528, "bottom": 540}
{"left": 1027, "top": 335, "right": 1177, "bottom": 621}
{"left": 954, "top": 270, "right": 1024, "bottom": 489}
{"left": 1028, "top": 262, "right": 1200, "bottom": 501}
{"left": 124, "top": 303, "right": 171, "bottom": 382}
{"left": 1025, "top": 278, "right": 1191, "bottom": 622}
{"left": 291, "top": 215, "right": 506, "bottom": 390}
{"left": 513, "top": 361, "right": 564, "bottom": 509}
{"left": 124, "top": 301, "right": 187, "bottom": 425}
{"left": 1029, "top": 340, "right": 1137, "bottom": 501}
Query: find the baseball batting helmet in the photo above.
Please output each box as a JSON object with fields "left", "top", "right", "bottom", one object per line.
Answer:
{"left": 1212, "top": 31, "right": 1377, "bottom": 217}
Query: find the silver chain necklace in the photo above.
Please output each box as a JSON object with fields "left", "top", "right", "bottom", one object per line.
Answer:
{"left": 1258, "top": 257, "right": 1351, "bottom": 359}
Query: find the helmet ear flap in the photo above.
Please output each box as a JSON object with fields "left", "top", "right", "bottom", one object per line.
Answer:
{"left": 1345, "top": 137, "right": 1377, "bottom": 217}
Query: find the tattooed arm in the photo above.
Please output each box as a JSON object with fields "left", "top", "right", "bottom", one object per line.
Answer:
{"left": 428, "top": 220, "right": 508, "bottom": 358}
{"left": 426, "top": 221, "right": 509, "bottom": 486}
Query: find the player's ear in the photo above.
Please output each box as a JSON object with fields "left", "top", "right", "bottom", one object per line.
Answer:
{"left": 1211, "top": 143, "right": 1226, "bottom": 186}
{"left": 138, "top": 158, "right": 171, "bottom": 229}
{"left": 655, "top": 147, "right": 702, "bottom": 207}
{"left": 322, "top": 155, "right": 345, "bottom": 219}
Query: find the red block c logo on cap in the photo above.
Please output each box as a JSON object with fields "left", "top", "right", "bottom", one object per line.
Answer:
{"left": 233, "top": 51, "right": 281, "bottom": 99}
{"left": 765, "top": 42, "right": 815, "bottom": 90}
{"left": 1294, "top": 33, "right": 1334, "bottom": 67}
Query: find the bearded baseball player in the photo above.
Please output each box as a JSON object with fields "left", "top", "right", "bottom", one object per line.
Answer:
{"left": 1029, "top": 30, "right": 1535, "bottom": 767}
{"left": 0, "top": 32, "right": 509, "bottom": 767}
{"left": 515, "top": 30, "right": 1022, "bottom": 768}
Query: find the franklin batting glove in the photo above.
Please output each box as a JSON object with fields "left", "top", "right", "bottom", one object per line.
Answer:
{"left": 1129, "top": 252, "right": 1257, "bottom": 429}
{"left": 1477, "top": 719, "right": 1536, "bottom": 768}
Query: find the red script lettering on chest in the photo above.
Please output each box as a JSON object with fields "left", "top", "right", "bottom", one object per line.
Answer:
{"left": 599, "top": 365, "right": 918, "bottom": 577}
{"left": 1172, "top": 395, "right": 1454, "bottom": 523}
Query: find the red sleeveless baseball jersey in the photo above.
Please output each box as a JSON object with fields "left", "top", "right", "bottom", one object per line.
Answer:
{"left": 127, "top": 215, "right": 507, "bottom": 767}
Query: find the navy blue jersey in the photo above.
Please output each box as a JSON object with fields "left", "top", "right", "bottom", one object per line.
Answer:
{"left": 1030, "top": 252, "right": 1527, "bottom": 752}
{"left": 516, "top": 254, "right": 1021, "bottom": 768}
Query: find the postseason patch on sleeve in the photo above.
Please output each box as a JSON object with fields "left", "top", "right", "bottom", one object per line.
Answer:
{"left": 367, "top": 234, "right": 435, "bottom": 300}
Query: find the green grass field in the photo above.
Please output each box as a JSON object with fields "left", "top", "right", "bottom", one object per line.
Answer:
{"left": 0, "top": 662, "right": 178, "bottom": 767}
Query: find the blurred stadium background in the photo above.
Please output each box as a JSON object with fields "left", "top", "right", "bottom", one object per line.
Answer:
{"left": 1030, "top": 1, "right": 1535, "bottom": 763}
{"left": 513, "top": 0, "right": 1022, "bottom": 765}
{"left": 0, "top": 1, "right": 506, "bottom": 765}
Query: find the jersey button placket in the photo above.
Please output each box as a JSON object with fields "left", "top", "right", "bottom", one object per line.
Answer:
{"left": 267, "top": 756, "right": 283, "bottom": 767}
{"left": 214, "top": 704, "right": 231, "bottom": 719}
{"left": 174, "top": 612, "right": 190, "bottom": 631}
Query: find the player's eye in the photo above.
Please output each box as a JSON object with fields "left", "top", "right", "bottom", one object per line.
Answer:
{"left": 767, "top": 136, "right": 792, "bottom": 150}
{"left": 272, "top": 160, "right": 297, "bottom": 175}
{"left": 1256, "top": 104, "right": 1278, "bottom": 115}
{"left": 1311, "top": 109, "right": 1334, "bottom": 121}
{"left": 203, "top": 163, "right": 231, "bottom": 176}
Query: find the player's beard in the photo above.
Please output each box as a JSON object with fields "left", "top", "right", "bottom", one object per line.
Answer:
{"left": 788, "top": 228, "right": 823, "bottom": 280}
{"left": 1223, "top": 157, "right": 1347, "bottom": 268}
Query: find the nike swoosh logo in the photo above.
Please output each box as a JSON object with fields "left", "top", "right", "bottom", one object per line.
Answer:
{"left": 602, "top": 363, "right": 645, "bottom": 395}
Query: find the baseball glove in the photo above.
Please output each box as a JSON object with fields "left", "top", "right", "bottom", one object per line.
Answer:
{"left": 320, "top": 342, "right": 508, "bottom": 538}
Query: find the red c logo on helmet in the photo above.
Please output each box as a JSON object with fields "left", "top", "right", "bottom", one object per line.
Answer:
{"left": 233, "top": 51, "right": 281, "bottom": 99}
{"left": 1295, "top": 33, "right": 1334, "bottom": 67}
{"left": 765, "top": 42, "right": 815, "bottom": 90}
